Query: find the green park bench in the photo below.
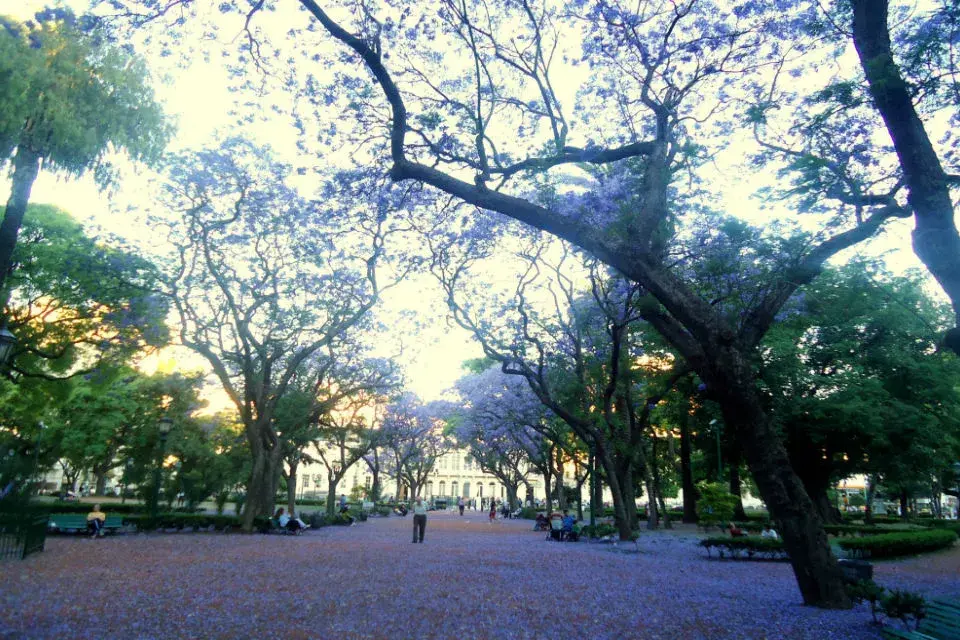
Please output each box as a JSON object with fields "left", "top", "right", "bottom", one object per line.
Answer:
{"left": 47, "top": 514, "right": 124, "bottom": 535}
{"left": 882, "top": 599, "right": 960, "bottom": 640}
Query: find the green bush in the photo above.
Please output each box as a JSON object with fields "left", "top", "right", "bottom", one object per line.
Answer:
{"left": 122, "top": 513, "right": 243, "bottom": 532}
{"left": 699, "top": 536, "right": 788, "bottom": 560}
{"left": 837, "top": 529, "right": 958, "bottom": 559}
{"left": 580, "top": 523, "right": 618, "bottom": 538}
{"left": 695, "top": 482, "right": 739, "bottom": 529}
{"left": 881, "top": 589, "right": 926, "bottom": 632}
{"left": 519, "top": 506, "right": 539, "bottom": 520}
{"left": 824, "top": 524, "right": 916, "bottom": 537}
{"left": 845, "top": 579, "right": 886, "bottom": 624}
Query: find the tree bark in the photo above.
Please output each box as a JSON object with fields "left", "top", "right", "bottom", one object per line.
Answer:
{"left": 680, "top": 415, "right": 698, "bottom": 523}
{"left": 327, "top": 477, "right": 341, "bottom": 518}
{"left": 900, "top": 489, "right": 909, "bottom": 521}
{"left": 712, "top": 354, "right": 849, "bottom": 609}
{"left": 0, "top": 146, "right": 42, "bottom": 296}
{"left": 286, "top": 458, "right": 299, "bottom": 517}
{"left": 864, "top": 475, "right": 878, "bottom": 525}
{"left": 851, "top": 0, "right": 960, "bottom": 352}
{"left": 242, "top": 441, "right": 283, "bottom": 530}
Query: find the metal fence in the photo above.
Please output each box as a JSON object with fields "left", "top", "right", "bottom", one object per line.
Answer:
{"left": 0, "top": 513, "right": 48, "bottom": 560}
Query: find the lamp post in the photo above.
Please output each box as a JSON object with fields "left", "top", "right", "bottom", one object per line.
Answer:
{"left": 710, "top": 419, "right": 722, "bottom": 480}
{"left": 0, "top": 325, "right": 16, "bottom": 369}
{"left": 151, "top": 417, "right": 173, "bottom": 520}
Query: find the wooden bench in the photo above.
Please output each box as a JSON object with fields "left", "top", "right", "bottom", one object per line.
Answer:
{"left": 882, "top": 599, "right": 960, "bottom": 640}
{"left": 47, "top": 514, "right": 124, "bottom": 535}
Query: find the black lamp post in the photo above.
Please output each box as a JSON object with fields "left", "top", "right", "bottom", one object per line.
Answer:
{"left": 0, "top": 325, "right": 16, "bottom": 369}
{"left": 151, "top": 417, "right": 173, "bottom": 520}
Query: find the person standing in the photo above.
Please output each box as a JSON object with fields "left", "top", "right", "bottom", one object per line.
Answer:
{"left": 458, "top": 496, "right": 465, "bottom": 516}
{"left": 412, "top": 496, "right": 428, "bottom": 543}
{"left": 488, "top": 499, "right": 497, "bottom": 523}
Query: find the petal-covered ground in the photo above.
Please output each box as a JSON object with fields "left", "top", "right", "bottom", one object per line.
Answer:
{"left": 1, "top": 513, "right": 957, "bottom": 639}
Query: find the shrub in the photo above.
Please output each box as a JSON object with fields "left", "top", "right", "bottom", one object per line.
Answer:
{"left": 824, "top": 524, "right": 916, "bottom": 537}
{"left": 838, "top": 529, "right": 958, "bottom": 559}
{"left": 695, "top": 482, "right": 739, "bottom": 529}
{"left": 580, "top": 523, "right": 618, "bottom": 538}
{"left": 519, "top": 506, "right": 538, "bottom": 520}
{"left": 122, "top": 513, "right": 243, "bottom": 532}
{"left": 374, "top": 506, "right": 392, "bottom": 517}
{"left": 699, "top": 536, "right": 788, "bottom": 560}
{"left": 881, "top": 589, "right": 926, "bottom": 631}
{"left": 25, "top": 502, "right": 146, "bottom": 515}
{"left": 845, "top": 579, "right": 886, "bottom": 624}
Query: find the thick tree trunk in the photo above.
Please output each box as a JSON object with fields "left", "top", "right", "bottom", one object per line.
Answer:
{"left": 864, "top": 475, "right": 878, "bottom": 525}
{"left": 543, "top": 470, "right": 552, "bottom": 511}
{"left": 242, "top": 443, "right": 283, "bottom": 531}
{"left": 680, "top": 415, "right": 698, "bottom": 523}
{"left": 810, "top": 486, "right": 842, "bottom": 525}
{"left": 711, "top": 353, "right": 849, "bottom": 608}
{"left": 900, "top": 489, "right": 909, "bottom": 521}
{"left": 327, "top": 478, "right": 340, "bottom": 518}
{"left": 286, "top": 459, "right": 299, "bottom": 517}
{"left": 369, "top": 468, "right": 381, "bottom": 502}
{"left": 94, "top": 469, "right": 108, "bottom": 496}
{"left": 851, "top": 0, "right": 960, "bottom": 353}
{"left": 605, "top": 448, "right": 636, "bottom": 540}
{"left": 0, "top": 146, "right": 42, "bottom": 295}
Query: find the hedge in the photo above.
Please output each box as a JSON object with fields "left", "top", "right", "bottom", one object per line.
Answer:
{"left": 824, "top": 524, "right": 916, "bottom": 537}
{"left": 123, "top": 513, "right": 244, "bottom": 532}
{"left": 580, "top": 523, "right": 618, "bottom": 538}
{"left": 837, "top": 529, "right": 958, "bottom": 559}
{"left": 699, "top": 536, "right": 788, "bottom": 560}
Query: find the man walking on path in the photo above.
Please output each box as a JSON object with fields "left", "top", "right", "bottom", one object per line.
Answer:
{"left": 412, "top": 496, "right": 428, "bottom": 543}
{"left": 458, "top": 497, "right": 465, "bottom": 516}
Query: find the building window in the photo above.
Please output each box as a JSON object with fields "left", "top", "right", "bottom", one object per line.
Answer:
{"left": 439, "top": 481, "right": 446, "bottom": 496}
{"left": 464, "top": 457, "right": 473, "bottom": 470}
{"left": 463, "top": 482, "right": 471, "bottom": 498}
{"left": 451, "top": 481, "right": 459, "bottom": 497}
{"left": 427, "top": 481, "right": 434, "bottom": 497}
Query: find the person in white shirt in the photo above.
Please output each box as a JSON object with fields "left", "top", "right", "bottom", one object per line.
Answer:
{"left": 274, "top": 507, "right": 308, "bottom": 533}
{"left": 761, "top": 523, "right": 779, "bottom": 540}
{"left": 412, "top": 496, "right": 428, "bottom": 543}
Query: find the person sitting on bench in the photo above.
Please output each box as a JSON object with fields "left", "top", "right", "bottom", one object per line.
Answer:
{"left": 86, "top": 504, "right": 106, "bottom": 538}
{"left": 274, "top": 507, "right": 308, "bottom": 533}
{"left": 549, "top": 513, "right": 565, "bottom": 540}
{"left": 727, "top": 522, "right": 747, "bottom": 538}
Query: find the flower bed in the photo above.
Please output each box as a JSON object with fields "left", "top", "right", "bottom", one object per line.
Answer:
{"left": 838, "top": 529, "right": 958, "bottom": 559}
{"left": 824, "top": 524, "right": 916, "bottom": 537}
{"left": 699, "top": 536, "right": 788, "bottom": 560}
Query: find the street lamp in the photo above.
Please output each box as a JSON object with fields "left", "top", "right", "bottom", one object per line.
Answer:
{"left": 0, "top": 325, "right": 16, "bottom": 368}
{"left": 710, "top": 419, "right": 722, "bottom": 479}
{"left": 151, "top": 417, "right": 173, "bottom": 520}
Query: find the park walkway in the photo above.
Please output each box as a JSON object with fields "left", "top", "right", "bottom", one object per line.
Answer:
{"left": 1, "top": 512, "right": 957, "bottom": 639}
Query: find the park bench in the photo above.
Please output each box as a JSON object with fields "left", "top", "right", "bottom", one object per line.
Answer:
{"left": 881, "top": 599, "right": 960, "bottom": 640}
{"left": 47, "top": 514, "right": 124, "bottom": 535}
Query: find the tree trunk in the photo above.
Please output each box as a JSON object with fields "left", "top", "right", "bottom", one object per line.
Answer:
{"left": 543, "top": 469, "right": 552, "bottom": 511}
{"left": 242, "top": 442, "right": 283, "bottom": 531}
{"left": 327, "top": 477, "right": 340, "bottom": 518}
{"left": 680, "top": 415, "right": 698, "bottom": 523}
{"left": 851, "top": 0, "right": 960, "bottom": 353}
{"left": 0, "top": 146, "right": 42, "bottom": 295}
{"left": 94, "top": 468, "right": 108, "bottom": 496}
{"left": 286, "top": 459, "right": 299, "bottom": 517}
{"left": 900, "top": 489, "right": 909, "bottom": 521}
{"left": 712, "top": 353, "right": 849, "bottom": 608}
{"left": 810, "top": 486, "right": 842, "bottom": 525}
{"left": 864, "top": 475, "right": 878, "bottom": 525}
{"left": 369, "top": 468, "right": 381, "bottom": 502}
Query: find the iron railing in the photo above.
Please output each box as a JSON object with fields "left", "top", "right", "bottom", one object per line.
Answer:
{"left": 0, "top": 512, "right": 49, "bottom": 560}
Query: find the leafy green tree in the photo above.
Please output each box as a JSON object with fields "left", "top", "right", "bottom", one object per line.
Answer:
{"left": 0, "top": 9, "right": 169, "bottom": 294}
{"left": 2, "top": 204, "right": 168, "bottom": 380}
{"left": 761, "top": 263, "right": 960, "bottom": 523}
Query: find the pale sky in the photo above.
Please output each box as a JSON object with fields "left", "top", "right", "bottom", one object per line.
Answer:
{"left": 1, "top": 0, "right": 938, "bottom": 408}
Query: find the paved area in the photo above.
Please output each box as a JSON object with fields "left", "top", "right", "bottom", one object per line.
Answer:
{"left": 1, "top": 512, "right": 957, "bottom": 639}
